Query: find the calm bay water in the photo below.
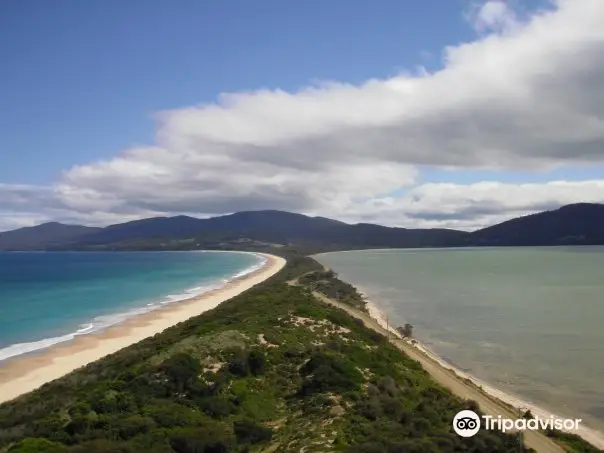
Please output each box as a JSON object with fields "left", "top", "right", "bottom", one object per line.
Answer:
{"left": 0, "top": 251, "right": 264, "bottom": 362}
{"left": 316, "top": 247, "right": 604, "bottom": 431}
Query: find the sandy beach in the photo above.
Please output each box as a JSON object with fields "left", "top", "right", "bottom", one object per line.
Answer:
{"left": 364, "top": 298, "right": 604, "bottom": 450}
{"left": 300, "top": 290, "right": 557, "bottom": 452}
{"left": 0, "top": 252, "right": 286, "bottom": 405}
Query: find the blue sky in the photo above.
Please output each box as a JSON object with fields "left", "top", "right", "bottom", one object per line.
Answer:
{"left": 1, "top": 0, "right": 603, "bottom": 231}
{"left": 1, "top": 0, "right": 474, "bottom": 183}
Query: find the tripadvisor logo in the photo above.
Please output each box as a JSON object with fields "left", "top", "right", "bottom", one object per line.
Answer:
{"left": 453, "top": 410, "right": 481, "bottom": 437}
{"left": 453, "top": 409, "right": 582, "bottom": 437}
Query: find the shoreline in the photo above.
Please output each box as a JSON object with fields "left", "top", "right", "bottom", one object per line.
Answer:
{"left": 0, "top": 252, "right": 286, "bottom": 404}
{"left": 363, "top": 297, "right": 604, "bottom": 450}
{"left": 0, "top": 251, "right": 269, "bottom": 363}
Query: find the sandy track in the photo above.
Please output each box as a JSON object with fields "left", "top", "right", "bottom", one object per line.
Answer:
{"left": 311, "top": 291, "right": 565, "bottom": 453}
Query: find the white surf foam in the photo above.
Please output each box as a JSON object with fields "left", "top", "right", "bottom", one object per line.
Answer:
{"left": 0, "top": 253, "right": 267, "bottom": 363}
{"left": 0, "top": 334, "right": 79, "bottom": 362}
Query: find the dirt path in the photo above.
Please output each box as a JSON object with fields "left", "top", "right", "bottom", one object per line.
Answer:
{"left": 310, "top": 291, "right": 565, "bottom": 453}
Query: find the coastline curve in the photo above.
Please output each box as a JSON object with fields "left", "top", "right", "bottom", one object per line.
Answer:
{"left": 0, "top": 252, "right": 285, "bottom": 404}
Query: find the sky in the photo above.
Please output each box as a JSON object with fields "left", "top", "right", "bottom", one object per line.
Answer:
{"left": 1, "top": 0, "right": 604, "bottom": 232}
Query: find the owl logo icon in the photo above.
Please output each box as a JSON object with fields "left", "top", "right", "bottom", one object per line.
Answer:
{"left": 453, "top": 410, "right": 481, "bottom": 437}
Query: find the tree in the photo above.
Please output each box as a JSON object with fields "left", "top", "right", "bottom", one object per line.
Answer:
{"left": 228, "top": 357, "right": 250, "bottom": 377}
{"left": 247, "top": 350, "right": 265, "bottom": 376}
{"left": 199, "top": 397, "right": 234, "bottom": 418}
{"left": 168, "top": 426, "right": 233, "bottom": 453}
{"left": 467, "top": 399, "right": 480, "bottom": 413}
{"left": 299, "top": 352, "right": 363, "bottom": 395}
{"left": 233, "top": 419, "right": 272, "bottom": 444}
{"left": 160, "top": 353, "right": 201, "bottom": 393}
{"left": 396, "top": 324, "right": 413, "bottom": 338}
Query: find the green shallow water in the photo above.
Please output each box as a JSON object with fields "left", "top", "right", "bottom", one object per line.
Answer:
{"left": 315, "top": 247, "right": 604, "bottom": 432}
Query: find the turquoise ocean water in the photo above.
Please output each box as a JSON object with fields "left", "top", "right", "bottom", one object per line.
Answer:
{"left": 315, "top": 247, "right": 604, "bottom": 432}
{"left": 0, "top": 251, "right": 264, "bottom": 362}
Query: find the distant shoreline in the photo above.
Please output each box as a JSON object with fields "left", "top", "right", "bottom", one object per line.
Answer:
{"left": 0, "top": 250, "right": 268, "bottom": 363}
{"left": 0, "top": 252, "right": 286, "bottom": 404}
{"left": 361, "top": 296, "right": 604, "bottom": 450}
{"left": 315, "top": 248, "right": 604, "bottom": 448}
{"left": 314, "top": 244, "right": 604, "bottom": 256}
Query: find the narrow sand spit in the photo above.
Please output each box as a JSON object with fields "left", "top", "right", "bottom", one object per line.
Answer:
{"left": 0, "top": 253, "right": 285, "bottom": 404}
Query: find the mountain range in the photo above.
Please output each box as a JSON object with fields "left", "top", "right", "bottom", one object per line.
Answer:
{"left": 1, "top": 203, "right": 603, "bottom": 252}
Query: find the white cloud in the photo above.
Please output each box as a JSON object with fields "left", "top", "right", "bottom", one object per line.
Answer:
{"left": 2, "top": 0, "right": 604, "bottom": 232}
{"left": 466, "top": 1, "right": 521, "bottom": 34}
{"left": 332, "top": 180, "right": 604, "bottom": 230}
{"left": 2, "top": 178, "right": 603, "bottom": 232}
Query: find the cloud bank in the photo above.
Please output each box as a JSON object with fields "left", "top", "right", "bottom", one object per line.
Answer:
{"left": 2, "top": 0, "right": 604, "bottom": 232}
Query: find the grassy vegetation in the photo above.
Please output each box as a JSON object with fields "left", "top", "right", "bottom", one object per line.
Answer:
{"left": 298, "top": 269, "right": 367, "bottom": 312}
{"left": 0, "top": 257, "right": 592, "bottom": 452}
{"left": 545, "top": 429, "right": 602, "bottom": 453}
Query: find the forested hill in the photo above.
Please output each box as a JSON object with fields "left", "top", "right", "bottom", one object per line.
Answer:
{"left": 464, "top": 203, "right": 604, "bottom": 246}
{"left": 0, "top": 211, "right": 466, "bottom": 252}
{"left": 0, "top": 203, "right": 603, "bottom": 252}
{"left": 0, "top": 257, "right": 541, "bottom": 453}
{"left": 0, "top": 223, "right": 101, "bottom": 251}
